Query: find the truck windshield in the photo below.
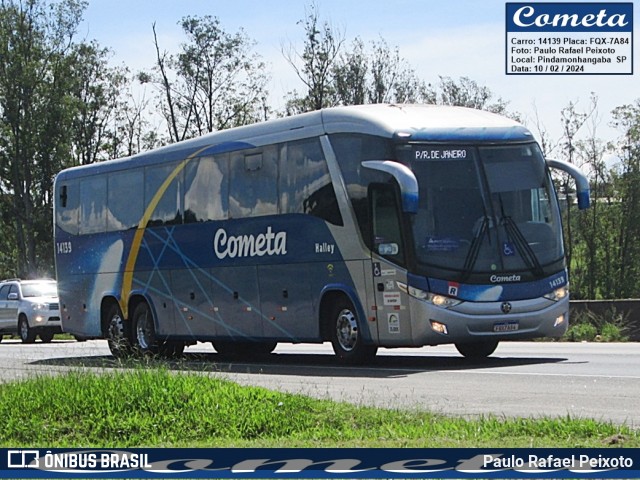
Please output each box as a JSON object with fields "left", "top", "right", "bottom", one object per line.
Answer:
{"left": 398, "top": 143, "right": 564, "bottom": 282}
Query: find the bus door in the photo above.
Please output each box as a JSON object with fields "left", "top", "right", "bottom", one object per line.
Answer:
{"left": 369, "top": 184, "right": 412, "bottom": 345}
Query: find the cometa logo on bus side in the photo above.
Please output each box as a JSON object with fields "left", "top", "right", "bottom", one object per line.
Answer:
{"left": 213, "top": 226, "right": 287, "bottom": 259}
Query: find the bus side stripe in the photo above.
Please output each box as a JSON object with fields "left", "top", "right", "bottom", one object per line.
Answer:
{"left": 119, "top": 147, "right": 210, "bottom": 317}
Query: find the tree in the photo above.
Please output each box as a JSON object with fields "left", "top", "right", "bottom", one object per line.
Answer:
{"left": 282, "top": 3, "right": 344, "bottom": 114}
{"left": 553, "top": 96, "right": 640, "bottom": 300}
{"left": 107, "top": 78, "right": 163, "bottom": 159}
{"left": 147, "top": 15, "right": 269, "bottom": 142}
{"left": 367, "top": 38, "right": 430, "bottom": 105}
{"left": 333, "top": 37, "right": 432, "bottom": 106}
{"left": 0, "top": 0, "right": 123, "bottom": 278}
{"left": 609, "top": 100, "right": 640, "bottom": 297}
{"left": 564, "top": 95, "right": 611, "bottom": 299}
{"left": 555, "top": 99, "right": 594, "bottom": 290}
{"left": 429, "top": 76, "right": 509, "bottom": 114}
{"left": 284, "top": 8, "right": 434, "bottom": 113}
{"left": 332, "top": 37, "right": 368, "bottom": 106}
{"left": 67, "top": 41, "right": 129, "bottom": 165}
{"left": 284, "top": 5, "right": 505, "bottom": 114}
{"left": 0, "top": 0, "right": 87, "bottom": 277}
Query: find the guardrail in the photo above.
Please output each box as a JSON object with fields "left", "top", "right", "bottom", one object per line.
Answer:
{"left": 570, "top": 299, "right": 640, "bottom": 341}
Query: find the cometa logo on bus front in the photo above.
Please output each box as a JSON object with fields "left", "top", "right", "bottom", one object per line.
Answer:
{"left": 490, "top": 274, "right": 522, "bottom": 283}
{"left": 213, "top": 226, "right": 287, "bottom": 259}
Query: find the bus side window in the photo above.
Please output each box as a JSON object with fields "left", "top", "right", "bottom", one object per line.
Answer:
{"left": 280, "top": 138, "right": 342, "bottom": 226}
{"left": 229, "top": 146, "right": 278, "bottom": 218}
{"left": 145, "top": 163, "right": 183, "bottom": 226}
{"left": 330, "top": 133, "right": 395, "bottom": 244}
{"left": 370, "top": 184, "right": 405, "bottom": 266}
{"left": 184, "top": 155, "right": 229, "bottom": 223}
{"left": 56, "top": 180, "right": 79, "bottom": 235}
{"left": 79, "top": 176, "right": 107, "bottom": 235}
{"left": 107, "top": 169, "right": 144, "bottom": 231}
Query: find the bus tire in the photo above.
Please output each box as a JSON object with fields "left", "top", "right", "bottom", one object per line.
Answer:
{"left": 328, "top": 298, "right": 377, "bottom": 364}
{"left": 132, "top": 301, "right": 160, "bottom": 356}
{"left": 455, "top": 340, "right": 499, "bottom": 359}
{"left": 105, "top": 302, "right": 133, "bottom": 358}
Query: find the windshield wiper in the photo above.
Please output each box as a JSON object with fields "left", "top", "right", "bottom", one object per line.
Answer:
{"left": 459, "top": 216, "right": 490, "bottom": 282}
{"left": 501, "top": 216, "right": 544, "bottom": 278}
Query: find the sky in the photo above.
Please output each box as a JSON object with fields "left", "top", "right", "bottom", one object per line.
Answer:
{"left": 79, "top": 0, "right": 639, "bottom": 153}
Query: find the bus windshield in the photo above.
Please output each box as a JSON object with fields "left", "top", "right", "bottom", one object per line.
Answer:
{"left": 401, "top": 143, "right": 564, "bottom": 281}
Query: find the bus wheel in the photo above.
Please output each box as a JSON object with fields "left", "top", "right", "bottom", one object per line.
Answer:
{"left": 105, "top": 303, "right": 132, "bottom": 358}
{"left": 132, "top": 302, "right": 159, "bottom": 356}
{"left": 455, "top": 340, "right": 499, "bottom": 359}
{"left": 329, "top": 299, "right": 377, "bottom": 364}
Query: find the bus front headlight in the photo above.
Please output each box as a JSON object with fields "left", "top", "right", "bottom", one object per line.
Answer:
{"left": 426, "top": 292, "right": 461, "bottom": 308}
{"left": 544, "top": 286, "right": 569, "bottom": 301}
{"left": 398, "top": 283, "right": 461, "bottom": 308}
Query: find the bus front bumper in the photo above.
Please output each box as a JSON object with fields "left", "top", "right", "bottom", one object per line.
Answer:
{"left": 409, "top": 295, "right": 569, "bottom": 346}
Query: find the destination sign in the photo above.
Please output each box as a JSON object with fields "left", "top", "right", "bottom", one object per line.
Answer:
{"left": 414, "top": 148, "right": 470, "bottom": 160}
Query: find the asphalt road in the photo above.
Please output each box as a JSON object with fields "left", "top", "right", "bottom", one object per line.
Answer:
{"left": 0, "top": 339, "right": 637, "bottom": 427}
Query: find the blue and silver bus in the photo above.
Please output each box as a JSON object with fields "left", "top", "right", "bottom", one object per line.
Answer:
{"left": 53, "top": 104, "right": 590, "bottom": 362}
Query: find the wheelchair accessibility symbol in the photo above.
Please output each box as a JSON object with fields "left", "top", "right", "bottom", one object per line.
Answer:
{"left": 503, "top": 242, "right": 515, "bottom": 257}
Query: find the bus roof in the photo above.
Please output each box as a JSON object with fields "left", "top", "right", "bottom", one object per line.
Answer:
{"left": 321, "top": 104, "right": 532, "bottom": 142}
{"left": 56, "top": 104, "right": 534, "bottom": 180}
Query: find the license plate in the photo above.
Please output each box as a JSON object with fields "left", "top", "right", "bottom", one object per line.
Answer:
{"left": 494, "top": 321, "right": 519, "bottom": 332}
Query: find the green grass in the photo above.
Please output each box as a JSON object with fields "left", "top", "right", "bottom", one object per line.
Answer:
{"left": 0, "top": 369, "right": 636, "bottom": 448}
